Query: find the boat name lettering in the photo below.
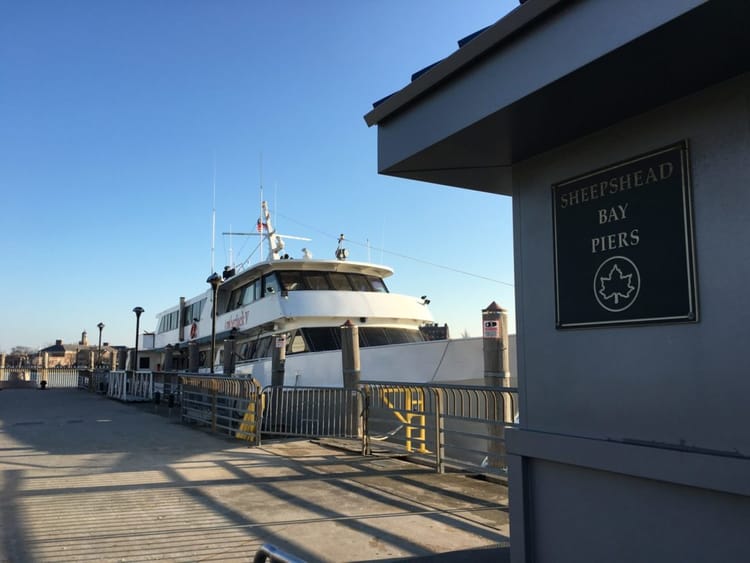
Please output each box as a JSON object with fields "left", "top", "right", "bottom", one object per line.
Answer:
{"left": 225, "top": 311, "right": 250, "bottom": 330}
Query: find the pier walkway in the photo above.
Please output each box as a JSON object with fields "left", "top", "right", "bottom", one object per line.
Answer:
{"left": 0, "top": 389, "right": 509, "bottom": 562}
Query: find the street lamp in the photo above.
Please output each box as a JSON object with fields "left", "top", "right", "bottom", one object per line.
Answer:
{"left": 97, "top": 322, "right": 105, "bottom": 368}
{"left": 206, "top": 272, "right": 222, "bottom": 374}
{"left": 132, "top": 307, "right": 144, "bottom": 372}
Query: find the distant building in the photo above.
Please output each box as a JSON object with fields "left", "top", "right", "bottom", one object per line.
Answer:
{"left": 38, "top": 331, "right": 116, "bottom": 368}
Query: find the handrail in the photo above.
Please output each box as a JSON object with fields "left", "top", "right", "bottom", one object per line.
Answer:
{"left": 253, "top": 544, "right": 305, "bottom": 563}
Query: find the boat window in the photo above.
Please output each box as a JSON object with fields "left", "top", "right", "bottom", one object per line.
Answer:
{"left": 301, "top": 327, "right": 341, "bottom": 352}
{"left": 348, "top": 274, "right": 372, "bottom": 292}
{"left": 159, "top": 311, "right": 179, "bottom": 333}
{"left": 359, "top": 327, "right": 425, "bottom": 347}
{"left": 388, "top": 328, "right": 424, "bottom": 344}
{"left": 227, "top": 287, "right": 243, "bottom": 312}
{"left": 181, "top": 298, "right": 205, "bottom": 325}
{"left": 278, "top": 271, "right": 303, "bottom": 291}
{"left": 360, "top": 327, "right": 389, "bottom": 347}
{"left": 241, "top": 282, "right": 255, "bottom": 305}
{"left": 289, "top": 333, "right": 307, "bottom": 354}
{"left": 238, "top": 342, "right": 250, "bottom": 360}
{"left": 305, "top": 273, "right": 330, "bottom": 290}
{"left": 254, "top": 336, "right": 272, "bottom": 359}
{"left": 329, "top": 273, "right": 352, "bottom": 290}
{"left": 367, "top": 276, "right": 388, "bottom": 293}
{"left": 263, "top": 273, "right": 279, "bottom": 297}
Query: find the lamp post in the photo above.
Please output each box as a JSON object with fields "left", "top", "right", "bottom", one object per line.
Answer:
{"left": 206, "top": 272, "right": 222, "bottom": 374}
{"left": 97, "top": 322, "right": 105, "bottom": 368}
{"left": 132, "top": 307, "right": 144, "bottom": 372}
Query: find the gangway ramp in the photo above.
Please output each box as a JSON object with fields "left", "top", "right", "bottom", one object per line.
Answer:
{"left": 0, "top": 389, "right": 509, "bottom": 562}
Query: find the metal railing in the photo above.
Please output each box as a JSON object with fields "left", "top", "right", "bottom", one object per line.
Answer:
{"left": 59, "top": 369, "right": 518, "bottom": 475}
{"left": 107, "top": 370, "right": 153, "bottom": 401}
{"left": 0, "top": 367, "right": 82, "bottom": 388}
{"left": 364, "top": 382, "right": 518, "bottom": 475}
{"left": 260, "top": 385, "right": 368, "bottom": 454}
{"left": 180, "top": 375, "right": 262, "bottom": 444}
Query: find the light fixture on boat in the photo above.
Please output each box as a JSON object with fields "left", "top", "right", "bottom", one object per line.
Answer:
{"left": 419, "top": 295, "right": 431, "bottom": 305}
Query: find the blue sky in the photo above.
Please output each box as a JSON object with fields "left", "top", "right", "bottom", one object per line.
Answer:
{"left": 0, "top": 1, "right": 518, "bottom": 352}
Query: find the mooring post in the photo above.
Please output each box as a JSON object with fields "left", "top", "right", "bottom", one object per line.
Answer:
{"left": 268, "top": 335, "right": 287, "bottom": 432}
{"left": 223, "top": 337, "right": 236, "bottom": 376}
{"left": 271, "top": 334, "right": 286, "bottom": 387}
{"left": 188, "top": 341, "right": 199, "bottom": 372}
{"left": 482, "top": 301, "right": 510, "bottom": 470}
{"left": 163, "top": 344, "right": 174, "bottom": 372}
{"left": 341, "top": 320, "right": 360, "bottom": 388}
{"left": 341, "top": 320, "right": 362, "bottom": 439}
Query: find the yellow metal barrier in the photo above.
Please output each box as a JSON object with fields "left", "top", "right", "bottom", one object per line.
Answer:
{"left": 377, "top": 386, "right": 429, "bottom": 454}
{"left": 236, "top": 389, "right": 264, "bottom": 443}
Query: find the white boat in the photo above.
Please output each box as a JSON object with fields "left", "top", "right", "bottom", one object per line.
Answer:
{"left": 141, "top": 201, "right": 511, "bottom": 387}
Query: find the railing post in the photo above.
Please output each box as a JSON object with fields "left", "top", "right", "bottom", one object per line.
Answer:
{"left": 211, "top": 388, "right": 217, "bottom": 433}
{"left": 434, "top": 388, "right": 445, "bottom": 474}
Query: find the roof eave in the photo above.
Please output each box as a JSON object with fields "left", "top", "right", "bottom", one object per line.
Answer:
{"left": 364, "top": 0, "right": 563, "bottom": 127}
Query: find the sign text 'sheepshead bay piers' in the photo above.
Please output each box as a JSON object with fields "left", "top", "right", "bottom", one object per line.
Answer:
{"left": 552, "top": 141, "right": 698, "bottom": 328}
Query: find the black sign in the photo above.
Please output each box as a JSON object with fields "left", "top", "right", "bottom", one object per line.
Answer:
{"left": 553, "top": 141, "right": 697, "bottom": 328}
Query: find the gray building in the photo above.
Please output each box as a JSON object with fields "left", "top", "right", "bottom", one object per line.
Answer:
{"left": 365, "top": 1, "right": 750, "bottom": 561}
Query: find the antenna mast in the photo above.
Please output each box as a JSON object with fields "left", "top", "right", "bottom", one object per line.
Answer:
{"left": 259, "top": 154, "right": 264, "bottom": 262}
{"left": 211, "top": 154, "right": 217, "bottom": 274}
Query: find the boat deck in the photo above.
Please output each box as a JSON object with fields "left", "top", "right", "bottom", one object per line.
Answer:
{"left": 0, "top": 389, "right": 509, "bottom": 562}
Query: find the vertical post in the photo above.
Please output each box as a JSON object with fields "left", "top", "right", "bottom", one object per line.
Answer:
{"left": 42, "top": 351, "right": 49, "bottom": 385}
{"left": 341, "top": 320, "right": 362, "bottom": 438}
{"left": 207, "top": 273, "right": 222, "bottom": 374}
{"left": 267, "top": 335, "right": 287, "bottom": 433}
{"left": 434, "top": 388, "right": 445, "bottom": 474}
{"left": 164, "top": 344, "right": 174, "bottom": 372}
{"left": 483, "top": 301, "right": 509, "bottom": 381}
{"left": 132, "top": 307, "right": 144, "bottom": 372}
{"left": 223, "top": 335, "right": 237, "bottom": 376}
{"left": 188, "top": 341, "right": 199, "bottom": 372}
{"left": 211, "top": 388, "right": 218, "bottom": 433}
{"left": 341, "top": 320, "right": 360, "bottom": 388}
{"left": 482, "top": 301, "right": 510, "bottom": 471}
{"left": 271, "top": 334, "right": 286, "bottom": 387}
{"left": 97, "top": 322, "right": 105, "bottom": 367}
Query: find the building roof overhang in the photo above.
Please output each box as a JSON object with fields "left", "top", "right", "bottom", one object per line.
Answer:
{"left": 364, "top": 0, "right": 750, "bottom": 195}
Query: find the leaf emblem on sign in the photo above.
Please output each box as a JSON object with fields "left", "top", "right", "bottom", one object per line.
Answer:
{"left": 598, "top": 264, "right": 635, "bottom": 305}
